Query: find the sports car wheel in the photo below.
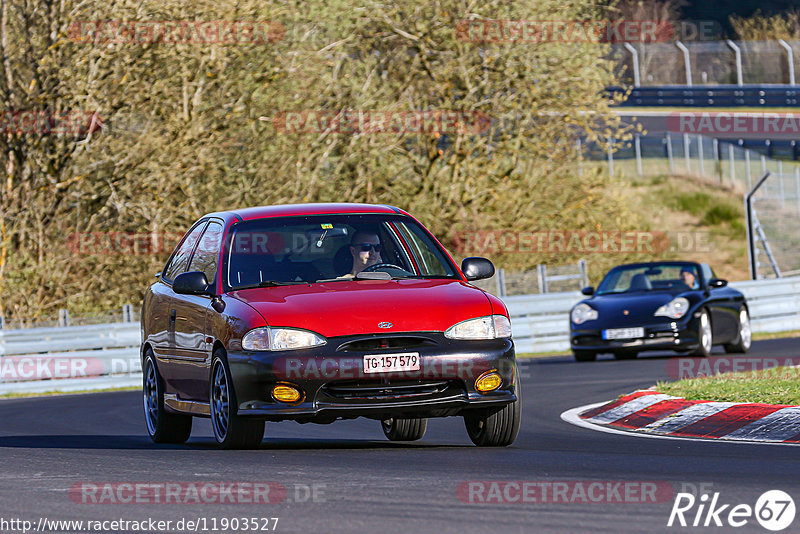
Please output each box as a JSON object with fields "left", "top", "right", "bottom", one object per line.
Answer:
{"left": 724, "top": 307, "right": 751, "bottom": 354}
{"left": 573, "top": 350, "right": 597, "bottom": 362}
{"left": 464, "top": 374, "right": 521, "bottom": 447}
{"left": 381, "top": 417, "right": 428, "bottom": 441}
{"left": 690, "top": 309, "right": 713, "bottom": 357}
{"left": 210, "top": 351, "right": 265, "bottom": 449}
{"left": 143, "top": 350, "right": 192, "bottom": 444}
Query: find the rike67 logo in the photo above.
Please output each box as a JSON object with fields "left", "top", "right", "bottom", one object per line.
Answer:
{"left": 668, "top": 490, "right": 795, "bottom": 531}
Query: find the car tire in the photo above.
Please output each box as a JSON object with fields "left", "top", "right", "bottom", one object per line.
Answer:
{"left": 689, "top": 309, "right": 713, "bottom": 357}
{"left": 463, "top": 373, "right": 521, "bottom": 447}
{"left": 724, "top": 306, "right": 752, "bottom": 354}
{"left": 381, "top": 417, "right": 428, "bottom": 441}
{"left": 613, "top": 351, "right": 638, "bottom": 360}
{"left": 143, "top": 349, "right": 192, "bottom": 444}
{"left": 573, "top": 350, "right": 597, "bottom": 362}
{"left": 210, "top": 350, "right": 265, "bottom": 450}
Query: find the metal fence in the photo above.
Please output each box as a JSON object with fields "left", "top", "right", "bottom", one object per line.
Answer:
{"left": 0, "top": 321, "right": 141, "bottom": 394}
{"left": 583, "top": 132, "right": 800, "bottom": 195}
{"left": 749, "top": 172, "right": 800, "bottom": 279}
{"left": 0, "top": 304, "right": 138, "bottom": 330}
{"left": 472, "top": 260, "right": 589, "bottom": 297}
{"left": 614, "top": 40, "right": 800, "bottom": 86}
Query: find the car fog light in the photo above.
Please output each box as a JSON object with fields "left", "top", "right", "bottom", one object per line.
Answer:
{"left": 475, "top": 370, "right": 502, "bottom": 393}
{"left": 272, "top": 384, "right": 303, "bottom": 403}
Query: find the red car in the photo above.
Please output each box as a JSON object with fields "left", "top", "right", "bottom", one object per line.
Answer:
{"left": 141, "top": 203, "right": 520, "bottom": 449}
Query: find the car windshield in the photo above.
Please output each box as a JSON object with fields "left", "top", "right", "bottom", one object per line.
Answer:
{"left": 224, "top": 214, "right": 458, "bottom": 289}
{"left": 595, "top": 263, "right": 700, "bottom": 295}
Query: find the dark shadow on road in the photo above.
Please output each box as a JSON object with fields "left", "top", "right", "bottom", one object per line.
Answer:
{"left": 0, "top": 434, "right": 460, "bottom": 450}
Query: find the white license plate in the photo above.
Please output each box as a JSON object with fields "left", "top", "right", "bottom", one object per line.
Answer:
{"left": 363, "top": 352, "right": 420, "bottom": 374}
{"left": 603, "top": 327, "right": 645, "bottom": 340}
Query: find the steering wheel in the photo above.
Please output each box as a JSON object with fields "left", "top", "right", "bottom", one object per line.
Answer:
{"left": 363, "top": 263, "right": 411, "bottom": 275}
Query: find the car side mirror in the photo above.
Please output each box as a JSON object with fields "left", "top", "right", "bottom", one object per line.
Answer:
{"left": 173, "top": 271, "right": 212, "bottom": 296}
{"left": 581, "top": 286, "right": 595, "bottom": 296}
{"left": 709, "top": 278, "right": 728, "bottom": 288}
{"left": 461, "top": 257, "right": 495, "bottom": 281}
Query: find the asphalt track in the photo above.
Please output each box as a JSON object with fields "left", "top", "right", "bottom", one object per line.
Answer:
{"left": 1, "top": 338, "right": 800, "bottom": 534}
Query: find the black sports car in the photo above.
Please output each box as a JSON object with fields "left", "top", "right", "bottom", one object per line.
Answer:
{"left": 569, "top": 261, "right": 750, "bottom": 361}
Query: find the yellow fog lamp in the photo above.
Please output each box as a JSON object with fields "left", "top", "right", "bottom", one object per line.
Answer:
{"left": 475, "top": 370, "right": 502, "bottom": 393}
{"left": 271, "top": 384, "right": 304, "bottom": 404}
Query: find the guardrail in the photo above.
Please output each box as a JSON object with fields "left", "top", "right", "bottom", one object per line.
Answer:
{"left": 507, "top": 276, "right": 800, "bottom": 354}
{"left": 0, "top": 322, "right": 141, "bottom": 394}
{"left": 1, "top": 277, "right": 798, "bottom": 394}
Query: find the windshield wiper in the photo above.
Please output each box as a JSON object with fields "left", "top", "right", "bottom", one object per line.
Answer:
{"left": 233, "top": 280, "right": 309, "bottom": 290}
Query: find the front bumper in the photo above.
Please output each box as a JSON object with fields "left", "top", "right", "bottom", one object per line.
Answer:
{"left": 571, "top": 315, "right": 701, "bottom": 354}
{"left": 226, "top": 333, "right": 518, "bottom": 422}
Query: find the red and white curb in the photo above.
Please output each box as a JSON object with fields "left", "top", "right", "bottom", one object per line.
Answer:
{"left": 561, "top": 390, "right": 800, "bottom": 446}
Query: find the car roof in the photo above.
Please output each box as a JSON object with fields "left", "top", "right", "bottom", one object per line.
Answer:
{"left": 203, "top": 203, "right": 408, "bottom": 222}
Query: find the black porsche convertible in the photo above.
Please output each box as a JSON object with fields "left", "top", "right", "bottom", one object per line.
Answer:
{"left": 569, "top": 261, "right": 750, "bottom": 362}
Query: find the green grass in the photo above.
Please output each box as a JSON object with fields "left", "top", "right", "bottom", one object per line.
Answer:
{"left": 657, "top": 367, "right": 800, "bottom": 405}
{"left": 669, "top": 191, "right": 713, "bottom": 216}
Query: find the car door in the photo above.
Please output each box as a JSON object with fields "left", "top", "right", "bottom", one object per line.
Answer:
{"left": 157, "top": 220, "right": 207, "bottom": 398}
{"left": 701, "top": 263, "right": 738, "bottom": 344}
{"left": 171, "top": 219, "right": 225, "bottom": 401}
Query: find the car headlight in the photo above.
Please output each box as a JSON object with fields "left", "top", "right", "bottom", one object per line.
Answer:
{"left": 444, "top": 315, "right": 512, "bottom": 340}
{"left": 571, "top": 303, "right": 598, "bottom": 324}
{"left": 242, "top": 327, "right": 327, "bottom": 351}
{"left": 654, "top": 297, "right": 690, "bottom": 319}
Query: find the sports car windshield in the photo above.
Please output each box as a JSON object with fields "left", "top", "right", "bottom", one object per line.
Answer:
{"left": 596, "top": 263, "right": 700, "bottom": 295}
{"left": 224, "top": 214, "right": 458, "bottom": 289}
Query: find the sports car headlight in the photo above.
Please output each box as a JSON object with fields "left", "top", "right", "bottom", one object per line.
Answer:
{"left": 571, "top": 303, "right": 598, "bottom": 324}
{"left": 241, "top": 327, "right": 327, "bottom": 351}
{"left": 654, "top": 297, "right": 690, "bottom": 319}
{"left": 444, "top": 315, "right": 512, "bottom": 340}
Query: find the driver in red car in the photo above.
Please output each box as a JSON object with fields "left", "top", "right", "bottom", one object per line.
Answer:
{"left": 346, "top": 230, "right": 383, "bottom": 277}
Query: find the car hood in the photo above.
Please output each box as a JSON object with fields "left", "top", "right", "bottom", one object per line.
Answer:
{"left": 584, "top": 291, "right": 692, "bottom": 325}
{"left": 229, "top": 279, "right": 494, "bottom": 338}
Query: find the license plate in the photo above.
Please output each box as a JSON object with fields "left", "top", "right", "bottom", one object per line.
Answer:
{"left": 363, "top": 352, "right": 420, "bottom": 374}
{"left": 603, "top": 327, "right": 645, "bottom": 340}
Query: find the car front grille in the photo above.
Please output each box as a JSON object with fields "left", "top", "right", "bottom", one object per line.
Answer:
{"left": 336, "top": 335, "right": 437, "bottom": 352}
{"left": 322, "top": 380, "right": 452, "bottom": 400}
